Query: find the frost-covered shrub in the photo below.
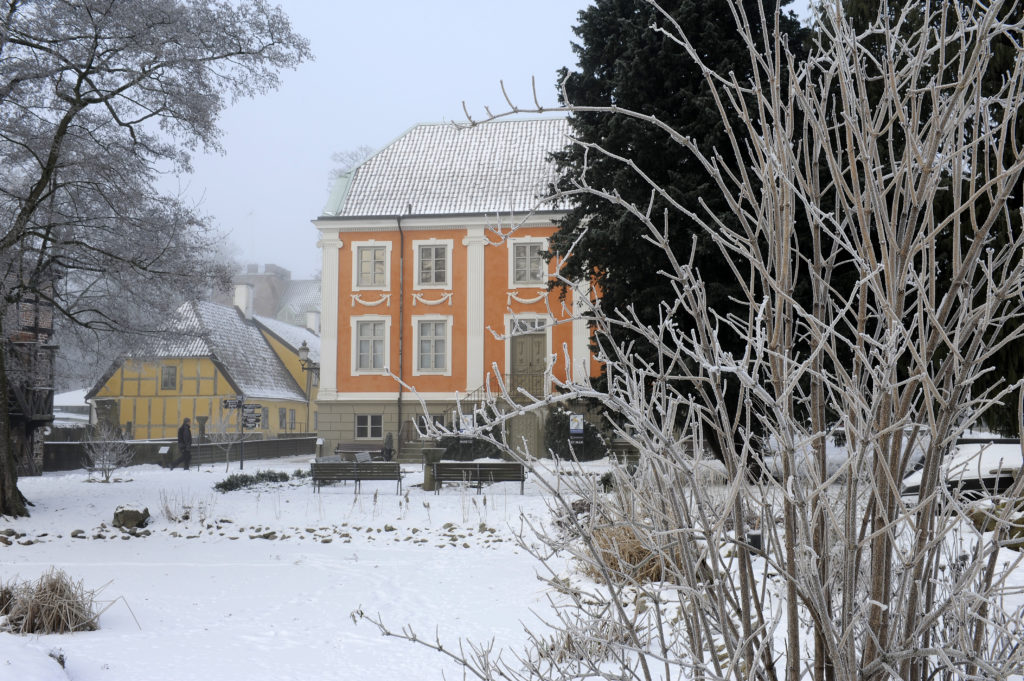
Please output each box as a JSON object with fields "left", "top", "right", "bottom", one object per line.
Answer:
{"left": 159, "top": 490, "right": 216, "bottom": 524}
{"left": 438, "top": 435, "right": 504, "bottom": 461}
{"left": 214, "top": 470, "right": 289, "bottom": 493}
{"left": 82, "top": 424, "right": 134, "bottom": 482}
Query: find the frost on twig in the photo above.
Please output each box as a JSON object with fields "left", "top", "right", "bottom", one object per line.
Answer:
{"left": 355, "top": 2, "right": 1024, "bottom": 680}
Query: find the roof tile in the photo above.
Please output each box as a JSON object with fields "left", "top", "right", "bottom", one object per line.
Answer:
{"left": 322, "top": 118, "right": 569, "bottom": 217}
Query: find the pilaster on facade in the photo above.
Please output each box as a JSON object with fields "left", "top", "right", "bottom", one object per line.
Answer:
{"left": 316, "top": 227, "right": 342, "bottom": 400}
{"left": 462, "top": 226, "right": 487, "bottom": 392}
{"left": 572, "top": 281, "right": 593, "bottom": 385}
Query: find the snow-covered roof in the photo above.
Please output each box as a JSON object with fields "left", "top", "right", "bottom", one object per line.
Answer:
{"left": 278, "top": 279, "right": 320, "bottom": 316}
{"left": 54, "top": 389, "right": 89, "bottom": 408}
{"left": 321, "top": 118, "right": 569, "bottom": 217}
{"left": 92, "top": 301, "right": 306, "bottom": 402}
{"left": 254, "top": 314, "right": 320, "bottom": 364}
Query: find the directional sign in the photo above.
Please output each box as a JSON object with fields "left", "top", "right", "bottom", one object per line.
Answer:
{"left": 242, "top": 416, "right": 261, "bottom": 429}
{"left": 222, "top": 397, "right": 243, "bottom": 409}
{"left": 242, "top": 404, "right": 261, "bottom": 414}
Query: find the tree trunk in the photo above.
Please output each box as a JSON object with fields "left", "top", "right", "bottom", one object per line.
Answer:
{"left": 0, "top": 313, "right": 28, "bottom": 516}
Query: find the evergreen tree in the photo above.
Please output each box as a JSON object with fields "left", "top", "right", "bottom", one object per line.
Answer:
{"left": 550, "top": 0, "right": 808, "bottom": 454}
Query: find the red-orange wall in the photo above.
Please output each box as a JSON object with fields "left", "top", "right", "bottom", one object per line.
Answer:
{"left": 335, "top": 224, "right": 588, "bottom": 394}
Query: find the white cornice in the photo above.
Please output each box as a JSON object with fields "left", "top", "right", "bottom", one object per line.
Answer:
{"left": 318, "top": 392, "right": 464, "bottom": 403}
{"left": 313, "top": 211, "right": 565, "bottom": 233}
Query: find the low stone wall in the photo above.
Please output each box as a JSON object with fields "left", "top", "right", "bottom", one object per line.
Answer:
{"left": 44, "top": 436, "right": 319, "bottom": 472}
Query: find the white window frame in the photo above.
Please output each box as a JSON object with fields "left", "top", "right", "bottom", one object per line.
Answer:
{"left": 160, "top": 364, "right": 177, "bottom": 391}
{"left": 412, "top": 238, "right": 453, "bottom": 290}
{"left": 507, "top": 237, "right": 549, "bottom": 288}
{"left": 412, "top": 314, "right": 453, "bottom": 376}
{"left": 355, "top": 414, "right": 383, "bottom": 439}
{"left": 352, "top": 240, "right": 392, "bottom": 291}
{"left": 351, "top": 315, "right": 391, "bottom": 375}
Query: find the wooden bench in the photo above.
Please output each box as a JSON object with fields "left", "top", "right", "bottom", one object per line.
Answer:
{"left": 432, "top": 461, "right": 526, "bottom": 495}
{"left": 311, "top": 461, "right": 403, "bottom": 494}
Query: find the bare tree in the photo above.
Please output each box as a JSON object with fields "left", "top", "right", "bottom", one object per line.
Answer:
{"left": 205, "top": 414, "right": 249, "bottom": 473}
{"left": 0, "top": 0, "right": 311, "bottom": 516}
{"left": 359, "top": 1, "right": 1024, "bottom": 679}
{"left": 82, "top": 423, "right": 133, "bottom": 483}
{"left": 327, "top": 145, "right": 376, "bottom": 187}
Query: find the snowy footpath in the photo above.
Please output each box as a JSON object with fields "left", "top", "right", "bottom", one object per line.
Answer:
{"left": 0, "top": 456, "right": 569, "bottom": 681}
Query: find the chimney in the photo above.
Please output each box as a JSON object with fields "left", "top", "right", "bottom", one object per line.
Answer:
{"left": 305, "top": 311, "right": 321, "bottom": 335}
{"left": 234, "top": 283, "right": 254, "bottom": 319}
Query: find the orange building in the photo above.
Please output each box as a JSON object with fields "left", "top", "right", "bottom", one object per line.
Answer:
{"left": 313, "top": 119, "right": 595, "bottom": 457}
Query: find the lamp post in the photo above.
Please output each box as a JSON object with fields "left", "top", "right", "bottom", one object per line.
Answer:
{"left": 297, "top": 340, "right": 319, "bottom": 433}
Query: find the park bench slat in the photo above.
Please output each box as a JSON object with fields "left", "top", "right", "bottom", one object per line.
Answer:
{"left": 311, "top": 461, "right": 402, "bottom": 494}
{"left": 432, "top": 462, "right": 526, "bottom": 495}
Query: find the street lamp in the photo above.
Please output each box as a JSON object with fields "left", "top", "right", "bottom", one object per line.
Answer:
{"left": 297, "top": 340, "right": 319, "bottom": 433}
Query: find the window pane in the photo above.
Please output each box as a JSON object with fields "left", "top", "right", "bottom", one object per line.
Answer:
{"left": 513, "top": 243, "right": 545, "bottom": 285}
{"left": 357, "top": 321, "right": 385, "bottom": 370}
{"left": 419, "top": 253, "right": 433, "bottom": 284}
{"left": 418, "top": 320, "right": 447, "bottom": 371}
{"left": 418, "top": 245, "right": 447, "bottom": 285}
{"left": 357, "top": 246, "right": 386, "bottom": 287}
{"left": 432, "top": 246, "right": 446, "bottom": 283}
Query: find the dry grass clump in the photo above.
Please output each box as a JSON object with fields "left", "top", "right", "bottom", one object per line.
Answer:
{"left": 586, "top": 524, "right": 684, "bottom": 585}
{"left": 0, "top": 568, "right": 100, "bottom": 634}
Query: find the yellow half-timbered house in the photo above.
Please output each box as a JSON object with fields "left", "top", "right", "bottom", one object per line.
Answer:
{"left": 87, "top": 299, "right": 320, "bottom": 440}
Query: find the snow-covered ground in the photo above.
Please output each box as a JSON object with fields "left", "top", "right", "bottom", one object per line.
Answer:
{"left": 1, "top": 456, "right": 576, "bottom": 681}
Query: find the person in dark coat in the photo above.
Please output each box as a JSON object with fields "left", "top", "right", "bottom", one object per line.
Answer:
{"left": 171, "top": 418, "right": 192, "bottom": 470}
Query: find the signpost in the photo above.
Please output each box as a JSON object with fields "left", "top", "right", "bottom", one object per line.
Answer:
{"left": 241, "top": 403, "right": 261, "bottom": 430}
{"left": 220, "top": 396, "right": 261, "bottom": 469}
{"left": 569, "top": 413, "right": 585, "bottom": 459}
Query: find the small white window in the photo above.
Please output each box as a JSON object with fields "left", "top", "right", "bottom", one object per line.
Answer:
{"left": 356, "top": 245, "right": 387, "bottom": 287}
{"left": 412, "top": 315, "right": 452, "bottom": 376}
{"left": 356, "top": 320, "right": 386, "bottom": 371}
{"left": 412, "top": 239, "right": 453, "bottom": 290}
{"left": 356, "top": 414, "right": 383, "bottom": 439}
{"left": 418, "top": 320, "right": 447, "bottom": 371}
{"left": 418, "top": 245, "right": 447, "bottom": 286}
{"left": 511, "top": 241, "right": 547, "bottom": 286}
